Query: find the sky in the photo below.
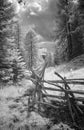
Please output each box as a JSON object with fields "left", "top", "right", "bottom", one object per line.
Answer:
{"left": 9, "top": 0, "right": 58, "bottom": 41}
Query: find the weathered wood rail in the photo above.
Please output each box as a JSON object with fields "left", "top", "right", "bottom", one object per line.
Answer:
{"left": 26, "top": 63, "right": 84, "bottom": 129}
{"left": 46, "top": 79, "right": 84, "bottom": 85}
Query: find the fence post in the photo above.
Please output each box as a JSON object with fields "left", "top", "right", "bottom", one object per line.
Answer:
{"left": 64, "top": 77, "right": 75, "bottom": 123}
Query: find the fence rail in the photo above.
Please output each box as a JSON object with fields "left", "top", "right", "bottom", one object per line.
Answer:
{"left": 47, "top": 79, "right": 84, "bottom": 85}
{"left": 26, "top": 63, "right": 84, "bottom": 128}
{"left": 43, "top": 87, "right": 84, "bottom": 95}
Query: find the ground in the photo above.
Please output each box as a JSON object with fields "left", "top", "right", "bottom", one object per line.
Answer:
{"left": 0, "top": 54, "right": 84, "bottom": 130}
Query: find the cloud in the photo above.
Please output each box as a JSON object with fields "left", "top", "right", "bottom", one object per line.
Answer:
{"left": 28, "top": 2, "right": 42, "bottom": 12}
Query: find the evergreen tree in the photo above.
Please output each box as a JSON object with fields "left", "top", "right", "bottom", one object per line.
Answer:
{"left": 0, "top": 0, "right": 25, "bottom": 83}
{"left": 77, "top": 0, "right": 84, "bottom": 52}
{"left": 54, "top": 0, "right": 71, "bottom": 62}
{"left": 54, "top": 0, "right": 84, "bottom": 63}
{"left": 24, "top": 28, "right": 37, "bottom": 70}
{"left": 5, "top": 20, "right": 26, "bottom": 83}
{"left": 0, "top": 0, "right": 15, "bottom": 81}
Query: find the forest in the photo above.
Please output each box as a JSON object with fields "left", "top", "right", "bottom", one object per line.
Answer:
{"left": 0, "top": 0, "right": 84, "bottom": 130}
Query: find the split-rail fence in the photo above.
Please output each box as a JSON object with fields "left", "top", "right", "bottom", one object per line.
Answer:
{"left": 24, "top": 63, "right": 84, "bottom": 129}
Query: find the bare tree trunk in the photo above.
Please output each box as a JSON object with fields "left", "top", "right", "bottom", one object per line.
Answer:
{"left": 66, "top": 0, "right": 72, "bottom": 60}
{"left": 67, "top": 22, "right": 72, "bottom": 60}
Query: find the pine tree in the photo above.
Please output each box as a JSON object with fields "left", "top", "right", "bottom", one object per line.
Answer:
{"left": 77, "top": 0, "right": 84, "bottom": 52}
{"left": 5, "top": 20, "right": 27, "bottom": 83}
{"left": 0, "top": 0, "right": 25, "bottom": 83}
{"left": 24, "top": 28, "right": 37, "bottom": 70}
{"left": 54, "top": 0, "right": 72, "bottom": 62}
{"left": 54, "top": 0, "right": 83, "bottom": 63}
{"left": 0, "top": 0, "right": 15, "bottom": 82}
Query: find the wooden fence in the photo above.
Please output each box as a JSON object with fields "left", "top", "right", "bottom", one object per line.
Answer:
{"left": 26, "top": 63, "right": 84, "bottom": 128}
